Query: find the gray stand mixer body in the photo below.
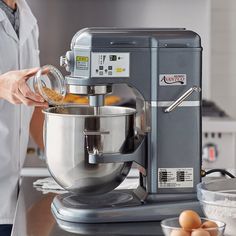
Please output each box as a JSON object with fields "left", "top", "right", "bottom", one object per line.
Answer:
{"left": 50, "top": 28, "right": 202, "bottom": 224}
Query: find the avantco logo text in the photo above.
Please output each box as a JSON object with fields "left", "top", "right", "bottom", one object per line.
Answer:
{"left": 159, "top": 74, "right": 187, "bottom": 86}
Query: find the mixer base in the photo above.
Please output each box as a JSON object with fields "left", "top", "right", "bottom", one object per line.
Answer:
{"left": 53, "top": 217, "right": 165, "bottom": 235}
{"left": 51, "top": 189, "right": 202, "bottom": 223}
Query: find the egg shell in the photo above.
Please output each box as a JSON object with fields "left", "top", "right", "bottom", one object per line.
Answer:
{"left": 201, "top": 221, "right": 218, "bottom": 236}
{"left": 179, "top": 210, "right": 202, "bottom": 230}
{"left": 170, "top": 229, "right": 191, "bottom": 236}
{"left": 192, "top": 228, "right": 211, "bottom": 236}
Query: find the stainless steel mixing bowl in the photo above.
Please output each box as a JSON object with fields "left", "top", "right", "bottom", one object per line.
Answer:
{"left": 43, "top": 105, "right": 136, "bottom": 195}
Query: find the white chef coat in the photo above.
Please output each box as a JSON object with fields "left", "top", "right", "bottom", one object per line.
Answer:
{"left": 0, "top": 0, "right": 40, "bottom": 224}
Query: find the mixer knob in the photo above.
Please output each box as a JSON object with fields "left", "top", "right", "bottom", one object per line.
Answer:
{"left": 60, "top": 55, "right": 68, "bottom": 67}
{"left": 60, "top": 51, "right": 74, "bottom": 72}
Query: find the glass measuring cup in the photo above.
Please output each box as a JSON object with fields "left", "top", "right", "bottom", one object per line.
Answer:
{"left": 33, "top": 65, "right": 66, "bottom": 105}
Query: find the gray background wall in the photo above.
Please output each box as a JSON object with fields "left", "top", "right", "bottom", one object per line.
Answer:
{"left": 211, "top": 0, "right": 236, "bottom": 118}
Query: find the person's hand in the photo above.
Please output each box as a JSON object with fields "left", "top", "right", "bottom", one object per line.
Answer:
{"left": 0, "top": 68, "right": 48, "bottom": 107}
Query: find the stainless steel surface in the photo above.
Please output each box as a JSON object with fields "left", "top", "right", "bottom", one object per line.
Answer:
{"left": 164, "top": 86, "right": 201, "bottom": 113}
{"left": 67, "top": 85, "right": 112, "bottom": 95}
{"left": 43, "top": 105, "right": 136, "bottom": 194}
{"left": 67, "top": 85, "right": 89, "bottom": 95}
{"left": 88, "top": 95, "right": 105, "bottom": 107}
{"left": 12, "top": 177, "right": 164, "bottom": 236}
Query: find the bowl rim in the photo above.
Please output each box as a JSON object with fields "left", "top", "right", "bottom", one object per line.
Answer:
{"left": 160, "top": 217, "right": 226, "bottom": 231}
{"left": 42, "top": 105, "right": 137, "bottom": 117}
{"left": 199, "top": 199, "right": 236, "bottom": 208}
{"left": 197, "top": 180, "right": 236, "bottom": 199}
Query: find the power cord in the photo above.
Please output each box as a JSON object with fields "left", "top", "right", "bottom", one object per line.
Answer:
{"left": 201, "top": 169, "right": 235, "bottom": 178}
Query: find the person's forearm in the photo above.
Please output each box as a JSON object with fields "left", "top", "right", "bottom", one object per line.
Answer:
{"left": 0, "top": 73, "right": 7, "bottom": 100}
{"left": 0, "top": 69, "right": 47, "bottom": 106}
{"left": 30, "top": 107, "right": 44, "bottom": 150}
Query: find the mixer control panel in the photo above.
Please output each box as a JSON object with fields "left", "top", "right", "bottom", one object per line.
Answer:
{"left": 91, "top": 53, "right": 130, "bottom": 77}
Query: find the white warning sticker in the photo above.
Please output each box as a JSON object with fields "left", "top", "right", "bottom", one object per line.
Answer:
{"left": 158, "top": 168, "right": 194, "bottom": 188}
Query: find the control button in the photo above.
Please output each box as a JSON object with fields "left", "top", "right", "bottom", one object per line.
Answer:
{"left": 108, "top": 71, "right": 112, "bottom": 75}
{"left": 108, "top": 66, "right": 112, "bottom": 70}
{"left": 105, "top": 69, "right": 108, "bottom": 73}
{"left": 96, "top": 69, "right": 99, "bottom": 73}
{"left": 99, "top": 66, "right": 103, "bottom": 70}
{"left": 99, "top": 71, "right": 103, "bottom": 75}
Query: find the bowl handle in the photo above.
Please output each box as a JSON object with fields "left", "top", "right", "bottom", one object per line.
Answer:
{"left": 83, "top": 129, "right": 110, "bottom": 157}
{"left": 86, "top": 135, "right": 146, "bottom": 168}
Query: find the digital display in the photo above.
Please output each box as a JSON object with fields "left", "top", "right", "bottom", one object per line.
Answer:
{"left": 109, "top": 55, "right": 117, "bottom": 61}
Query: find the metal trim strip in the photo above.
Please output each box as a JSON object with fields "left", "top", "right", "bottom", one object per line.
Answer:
{"left": 151, "top": 101, "right": 200, "bottom": 107}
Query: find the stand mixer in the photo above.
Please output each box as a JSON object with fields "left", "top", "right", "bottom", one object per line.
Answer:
{"left": 43, "top": 28, "right": 202, "bottom": 225}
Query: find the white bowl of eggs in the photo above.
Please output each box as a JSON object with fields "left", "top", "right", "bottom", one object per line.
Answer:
{"left": 161, "top": 210, "right": 225, "bottom": 236}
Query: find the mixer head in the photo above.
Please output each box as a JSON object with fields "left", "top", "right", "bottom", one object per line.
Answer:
{"left": 60, "top": 28, "right": 138, "bottom": 107}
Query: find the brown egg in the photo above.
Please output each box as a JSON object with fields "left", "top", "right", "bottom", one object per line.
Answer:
{"left": 179, "top": 210, "right": 202, "bottom": 231}
{"left": 201, "top": 221, "right": 218, "bottom": 236}
{"left": 170, "top": 229, "right": 191, "bottom": 236}
{"left": 192, "top": 228, "right": 211, "bottom": 236}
